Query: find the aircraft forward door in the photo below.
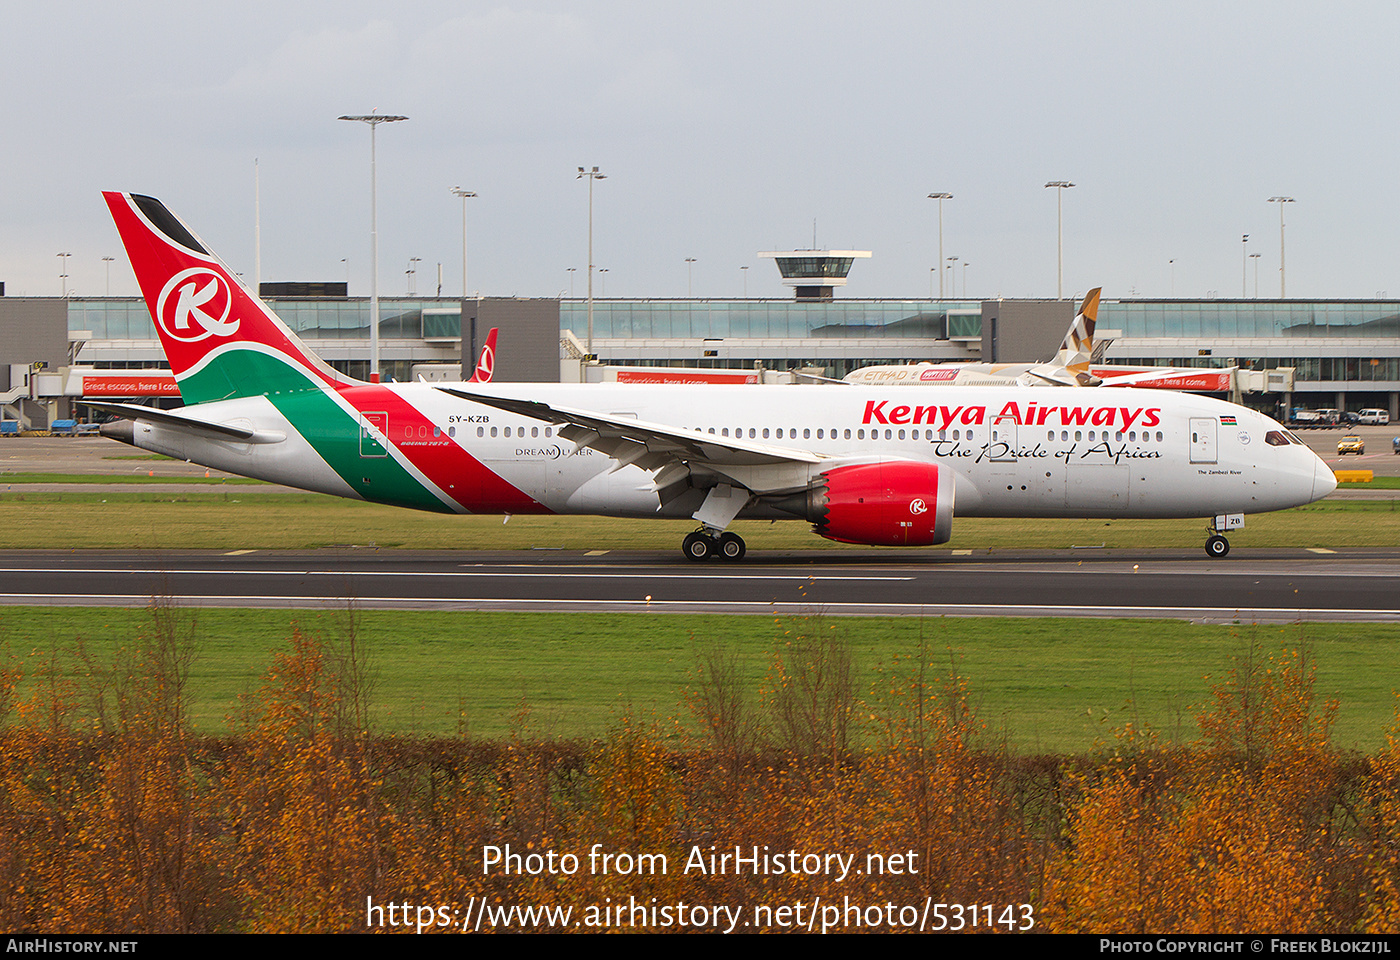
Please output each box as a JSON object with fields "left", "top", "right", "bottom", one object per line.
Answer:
{"left": 1189, "top": 417, "right": 1218, "bottom": 464}
{"left": 360, "top": 412, "right": 388, "bottom": 457}
{"left": 986, "top": 421, "right": 1065, "bottom": 512}
{"left": 989, "top": 421, "right": 1018, "bottom": 462}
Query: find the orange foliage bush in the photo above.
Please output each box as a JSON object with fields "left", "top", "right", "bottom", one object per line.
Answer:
{"left": 0, "top": 613, "right": 1386, "bottom": 933}
{"left": 1044, "top": 642, "right": 1357, "bottom": 934}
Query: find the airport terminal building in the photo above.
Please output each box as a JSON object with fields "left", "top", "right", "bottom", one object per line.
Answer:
{"left": 2, "top": 284, "right": 1399, "bottom": 427}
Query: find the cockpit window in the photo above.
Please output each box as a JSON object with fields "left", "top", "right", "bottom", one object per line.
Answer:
{"left": 1265, "top": 430, "right": 1296, "bottom": 446}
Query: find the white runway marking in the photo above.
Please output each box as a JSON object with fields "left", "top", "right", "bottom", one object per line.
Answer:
{"left": 0, "top": 594, "right": 1397, "bottom": 623}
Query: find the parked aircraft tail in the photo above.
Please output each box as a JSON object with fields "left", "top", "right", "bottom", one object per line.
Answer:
{"left": 1021, "top": 287, "right": 1103, "bottom": 386}
{"left": 1052, "top": 286, "right": 1102, "bottom": 384}
{"left": 467, "top": 327, "right": 497, "bottom": 383}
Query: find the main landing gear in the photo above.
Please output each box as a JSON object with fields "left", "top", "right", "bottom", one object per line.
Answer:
{"left": 682, "top": 529, "right": 746, "bottom": 562}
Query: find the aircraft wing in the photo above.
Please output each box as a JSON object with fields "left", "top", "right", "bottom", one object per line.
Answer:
{"left": 1021, "top": 367, "right": 1090, "bottom": 387}
{"left": 437, "top": 387, "right": 823, "bottom": 471}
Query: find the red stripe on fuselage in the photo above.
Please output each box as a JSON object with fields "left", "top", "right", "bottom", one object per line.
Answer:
{"left": 338, "top": 384, "right": 551, "bottom": 514}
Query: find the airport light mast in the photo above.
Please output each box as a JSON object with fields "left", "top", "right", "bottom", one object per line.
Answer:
{"left": 1242, "top": 234, "right": 1249, "bottom": 298}
{"left": 578, "top": 166, "right": 605, "bottom": 357}
{"left": 339, "top": 112, "right": 408, "bottom": 381}
{"left": 1268, "top": 196, "right": 1294, "bottom": 298}
{"left": 927, "top": 192, "right": 952, "bottom": 300}
{"left": 1045, "top": 181, "right": 1075, "bottom": 299}
{"left": 451, "top": 187, "right": 477, "bottom": 300}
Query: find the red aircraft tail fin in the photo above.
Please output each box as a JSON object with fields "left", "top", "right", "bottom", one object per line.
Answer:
{"left": 103, "top": 191, "right": 348, "bottom": 403}
{"left": 467, "top": 327, "right": 497, "bottom": 383}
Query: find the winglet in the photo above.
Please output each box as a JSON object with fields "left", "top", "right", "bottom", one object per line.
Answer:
{"left": 467, "top": 327, "right": 497, "bottom": 383}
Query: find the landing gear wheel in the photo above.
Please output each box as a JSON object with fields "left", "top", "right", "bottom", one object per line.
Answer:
{"left": 683, "top": 531, "right": 714, "bottom": 562}
{"left": 716, "top": 532, "right": 746, "bottom": 561}
{"left": 1205, "top": 534, "right": 1230, "bottom": 558}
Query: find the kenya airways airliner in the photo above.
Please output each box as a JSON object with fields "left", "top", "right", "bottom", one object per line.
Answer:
{"left": 95, "top": 192, "right": 1335, "bottom": 560}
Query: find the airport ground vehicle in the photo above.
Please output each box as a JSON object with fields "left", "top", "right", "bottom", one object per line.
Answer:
{"left": 1359, "top": 408, "right": 1390, "bottom": 425}
{"left": 94, "top": 192, "right": 1335, "bottom": 559}
{"left": 1338, "top": 435, "right": 1365, "bottom": 455}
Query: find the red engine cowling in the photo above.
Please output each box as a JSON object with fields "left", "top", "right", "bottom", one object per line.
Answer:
{"left": 802, "top": 460, "right": 955, "bottom": 546}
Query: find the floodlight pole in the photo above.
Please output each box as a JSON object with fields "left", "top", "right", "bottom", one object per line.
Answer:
{"left": 1241, "top": 234, "right": 1249, "bottom": 298}
{"left": 451, "top": 186, "right": 477, "bottom": 299}
{"left": 928, "top": 192, "right": 952, "bottom": 300}
{"left": 57, "top": 252, "right": 71, "bottom": 298}
{"left": 339, "top": 112, "right": 408, "bottom": 380}
{"left": 1045, "top": 181, "right": 1075, "bottom": 299}
{"left": 1268, "top": 196, "right": 1294, "bottom": 297}
{"left": 578, "top": 166, "right": 606, "bottom": 355}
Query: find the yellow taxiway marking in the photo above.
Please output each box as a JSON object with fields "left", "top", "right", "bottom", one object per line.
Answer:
{"left": 585, "top": 550, "right": 610, "bottom": 556}
{"left": 223, "top": 549, "right": 257, "bottom": 556}
{"left": 1307, "top": 547, "right": 1336, "bottom": 554}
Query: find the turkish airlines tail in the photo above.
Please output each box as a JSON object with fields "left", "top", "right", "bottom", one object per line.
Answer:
{"left": 467, "top": 327, "right": 497, "bottom": 383}
{"left": 103, "top": 192, "right": 349, "bottom": 405}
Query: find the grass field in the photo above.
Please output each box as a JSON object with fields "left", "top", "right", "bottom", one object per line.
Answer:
{"left": 0, "top": 491, "right": 1396, "bottom": 550}
{"left": 4, "top": 606, "right": 1395, "bottom": 752}
{"left": 0, "top": 486, "right": 1394, "bottom": 755}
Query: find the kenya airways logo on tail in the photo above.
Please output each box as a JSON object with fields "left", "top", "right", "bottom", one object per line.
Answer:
{"left": 156, "top": 268, "right": 238, "bottom": 342}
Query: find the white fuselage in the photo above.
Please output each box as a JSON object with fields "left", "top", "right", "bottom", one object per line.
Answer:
{"left": 130, "top": 383, "right": 1334, "bottom": 523}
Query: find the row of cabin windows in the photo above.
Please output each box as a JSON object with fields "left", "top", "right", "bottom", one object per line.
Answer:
{"left": 1045, "top": 429, "right": 1165, "bottom": 443}
{"left": 699, "top": 426, "right": 981, "bottom": 441}
{"left": 692, "top": 426, "right": 1166, "bottom": 443}
{"left": 468, "top": 424, "right": 1166, "bottom": 444}
{"left": 478, "top": 426, "right": 557, "bottom": 438}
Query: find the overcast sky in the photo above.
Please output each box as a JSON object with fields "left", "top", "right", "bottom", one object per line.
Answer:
{"left": 3, "top": 1, "right": 1398, "bottom": 303}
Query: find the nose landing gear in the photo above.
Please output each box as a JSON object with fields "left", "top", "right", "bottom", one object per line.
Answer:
{"left": 1203, "top": 513, "right": 1243, "bottom": 558}
{"left": 681, "top": 529, "right": 746, "bottom": 562}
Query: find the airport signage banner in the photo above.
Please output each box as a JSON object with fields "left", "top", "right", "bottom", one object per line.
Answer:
{"left": 1092, "top": 368, "right": 1234, "bottom": 392}
{"left": 614, "top": 370, "right": 761, "bottom": 384}
{"left": 79, "top": 374, "right": 182, "bottom": 397}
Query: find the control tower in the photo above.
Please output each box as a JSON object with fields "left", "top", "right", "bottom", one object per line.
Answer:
{"left": 758, "top": 250, "right": 872, "bottom": 300}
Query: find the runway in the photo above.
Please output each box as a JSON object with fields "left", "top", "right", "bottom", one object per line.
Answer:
{"left": 3, "top": 547, "right": 1399, "bottom": 623}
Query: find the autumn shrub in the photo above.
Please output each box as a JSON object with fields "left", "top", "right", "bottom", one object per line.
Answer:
{"left": 1044, "top": 640, "right": 1357, "bottom": 934}
{"left": 4, "top": 611, "right": 1397, "bottom": 934}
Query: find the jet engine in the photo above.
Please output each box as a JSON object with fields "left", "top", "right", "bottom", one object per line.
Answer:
{"left": 774, "top": 460, "right": 955, "bottom": 546}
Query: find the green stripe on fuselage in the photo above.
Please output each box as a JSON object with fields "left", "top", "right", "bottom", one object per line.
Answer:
{"left": 179, "top": 349, "right": 454, "bottom": 513}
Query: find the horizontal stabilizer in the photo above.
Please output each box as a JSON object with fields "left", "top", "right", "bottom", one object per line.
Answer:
{"left": 89, "top": 401, "right": 285, "bottom": 443}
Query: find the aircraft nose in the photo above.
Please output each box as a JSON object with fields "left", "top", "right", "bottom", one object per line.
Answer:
{"left": 1313, "top": 453, "right": 1337, "bottom": 501}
